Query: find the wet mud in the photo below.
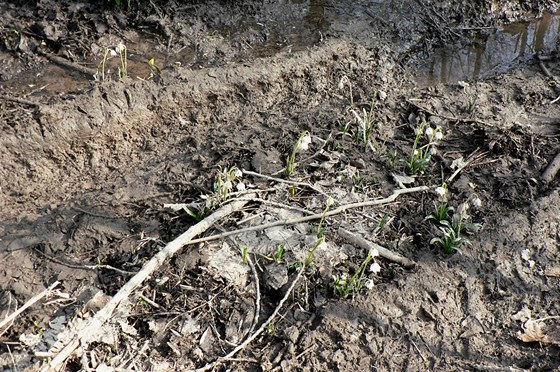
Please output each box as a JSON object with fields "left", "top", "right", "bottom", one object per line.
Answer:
{"left": 1, "top": 0, "right": 560, "bottom": 371}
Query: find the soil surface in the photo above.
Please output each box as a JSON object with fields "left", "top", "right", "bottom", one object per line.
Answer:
{"left": 1, "top": 0, "right": 560, "bottom": 371}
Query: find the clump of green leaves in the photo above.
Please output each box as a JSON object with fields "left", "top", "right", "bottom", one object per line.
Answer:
{"left": 333, "top": 247, "right": 380, "bottom": 299}
{"left": 196, "top": 166, "right": 244, "bottom": 215}
{"left": 405, "top": 121, "right": 443, "bottom": 175}
{"left": 426, "top": 186, "right": 482, "bottom": 254}
{"left": 332, "top": 216, "right": 387, "bottom": 299}
{"left": 425, "top": 185, "right": 453, "bottom": 224}
{"left": 339, "top": 76, "right": 379, "bottom": 152}
{"left": 347, "top": 102, "right": 377, "bottom": 152}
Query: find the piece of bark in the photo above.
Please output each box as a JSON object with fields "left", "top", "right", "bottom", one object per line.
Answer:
{"left": 338, "top": 227, "right": 416, "bottom": 269}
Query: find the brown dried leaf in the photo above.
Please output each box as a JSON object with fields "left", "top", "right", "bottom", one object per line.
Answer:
{"left": 517, "top": 320, "right": 547, "bottom": 343}
{"left": 517, "top": 318, "right": 560, "bottom": 345}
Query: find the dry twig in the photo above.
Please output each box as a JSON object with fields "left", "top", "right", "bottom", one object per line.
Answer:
{"left": 194, "top": 266, "right": 306, "bottom": 372}
{"left": 0, "top": 94, "right": 41, "bottom": 108}
{"left": 243, "top": 169, "right": 332, "bottom": 199}
{"left": 38, "top": 51, "right": 97, "bottom": 78}
{"left": 542, "top": 151, "right": 560, "bottom": 184}
{"left": 407, "top": 99, "right": 494, "bottom": 127}
{"left": 446, "top": 149, "right": 487, "bottom": 183}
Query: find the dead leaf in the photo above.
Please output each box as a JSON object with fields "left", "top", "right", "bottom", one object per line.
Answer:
{"left": 517, "top": 319, "right": 547, "bottom": 343}
{"left": 517, "top": 318, "right": 560, "bottom": 345}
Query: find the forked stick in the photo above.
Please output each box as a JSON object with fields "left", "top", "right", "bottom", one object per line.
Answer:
{"left": 43, "top": 196, "right": 254, "bottom": 372}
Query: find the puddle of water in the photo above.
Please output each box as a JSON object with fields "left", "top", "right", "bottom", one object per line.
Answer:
{"left": 2, "top": 64, "right": 92, "bottom": 97}
{"left": 417, "top": 12, "right": 560, "bottom": 86}
{"left": 3, "top": 0, "right": 331, "bottom": 96}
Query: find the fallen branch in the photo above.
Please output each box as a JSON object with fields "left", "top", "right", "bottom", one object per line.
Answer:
{"left": 446, "top": 149, "right": 487, "bottom": 184}
{"left": 542, "top": 151, "right": 560, "bottom": 184}
{"left": 185, "top": 186, "right": 429, "bottom": 246}
{"left": 338, "top": 228, "right": 416, "bottom": 269}
{"left": 38, "top": 51, "right": 97, "bottom": 79}
{"left": 42, "top": 196, "right": 253, "bottom": 372}
{"left": 0, "top": 281, "right": 60, "bottom": 336}
{"left": 537, "top": 53, "right": 560, "bottom": 90}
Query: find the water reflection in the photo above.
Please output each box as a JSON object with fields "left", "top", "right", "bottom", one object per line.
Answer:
{"left": 421, "top": 13, "right": 560, "bottom": 86}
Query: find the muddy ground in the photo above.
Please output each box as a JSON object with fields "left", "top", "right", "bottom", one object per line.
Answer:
{"left": 1, "top": 0, "right": 560, "bottom": 370}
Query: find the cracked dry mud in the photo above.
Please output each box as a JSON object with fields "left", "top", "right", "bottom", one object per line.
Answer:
{"left": 1, "top": 0, "right": 560, "bottom": 371}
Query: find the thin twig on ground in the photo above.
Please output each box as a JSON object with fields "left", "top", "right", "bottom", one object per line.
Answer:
{"left": 215, "top": 224, "right": 261, "bottom": 341}
{"left": 536, "top": 53, "right": 560, "bottom": 94}
{"left": 407, "top": 99, "right": 494, "bottom": 127}
{"left": 234, "top": 197, "right": 316, "bottom": 216}
{"left": 446, "top": 149, "right": 487, "bottom": 184}
{"left": 0, "top": 281, "right": 60, "bottom": 336}
{"left": 33, "top": 247, "right": 137, "bottom": 276}
{"left": 38, "top": 51, "right": 98, "bottom": 78}
{"left": 194, "top": 266, "right": 306, "bottom": 372}
{"left": 0, "top": 94, "right": 41, "bottom": 108}
{"left": 42, "top": 195, "right": 254, "bottom": 372}
{"left": 186, "top": 186, "right": 429, "bottom": 246}
{"left": 242, "top": 169, "right": 331, "bottom": 199}
{"left": 338, "top": 228, "right": 416, "bottom": 269}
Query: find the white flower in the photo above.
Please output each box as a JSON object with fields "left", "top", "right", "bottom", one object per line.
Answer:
{"left": 236, "top": 182, "right": 246, "bottom": 191}
{"left": 338, "top": 76, "right": 349, "bottom": 90}
{"left": 430, "top": 147, "right": 437, "bottom": 155}
{"left": 316, "top": 241, "right": 328, "bottom": 251}
{"left": 369, "top": 262, "right": 381, "bottom": 273}
{"left": 116, "top": 43, "right": 126, "bottom": 53}
{"left": 369, "top": 247, "right": 379, "bottom": 258}
{"left": 109, "top": 49, "right": 117, "bottom": 57}
{"left": 451, "top": 157, "right": 466, "bottom": 170}
{"left": 413, "top": 149, "right": 420, "bottom": 157}
{"left": 425, "top": 127, "right": 434, "bottom": 138}
{"left": 326, "top": 196, "right": 335, "bottom": 207}
{"left": 378, "top": 90, "right": 387, "bottom": 101}
{"left": 435, "top": 185, "right": 447, "bottom": 198}
{"left": 472, "top": 197, "right": 482, "bottom": 208}
{"left": 234, "top": 168, "right": 243, "bottom": 178}
{"left": 364, "top": 279, "right": 375, "bottom": 290}
{"left": 299, "top": 134, "right": 312, "bottom": 152}
{"left": 435, "top": 128, "right": 444, "bottom": 141}
{"left": 223, "top": 180, "right": 233, "bottom": 191}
